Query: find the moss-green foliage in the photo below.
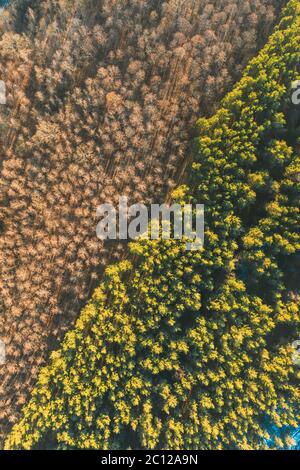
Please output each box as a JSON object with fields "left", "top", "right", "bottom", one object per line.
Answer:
{"left": 5, "top": 0, "right": 300, "bottom": 450}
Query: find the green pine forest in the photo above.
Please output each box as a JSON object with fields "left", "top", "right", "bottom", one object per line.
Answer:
{"left": 3, "top": 0, "right": 299, "bottom": 450}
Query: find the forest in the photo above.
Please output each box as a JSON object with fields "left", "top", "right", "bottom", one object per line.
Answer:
{"left": 0, "top": 0, "right": 299, "bottom": 451}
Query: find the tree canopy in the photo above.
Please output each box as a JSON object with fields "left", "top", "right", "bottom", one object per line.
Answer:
{"left": 5, "top": 0, "right": 300, "bottom": 450}
{"left": 0, "top": 0, "right": 285, "bottom": 440}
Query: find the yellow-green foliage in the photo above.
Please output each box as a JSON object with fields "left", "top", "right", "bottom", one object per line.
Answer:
{"left": 5, "top": 0, "right": 300, "bottom": 450}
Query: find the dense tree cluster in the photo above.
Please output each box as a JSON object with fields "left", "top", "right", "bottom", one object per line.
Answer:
{"left": 5, "top": 0, "right": 299, "bottom": 450}
{"left": 0, "top": 0, "right": 286, "bottom": 441}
